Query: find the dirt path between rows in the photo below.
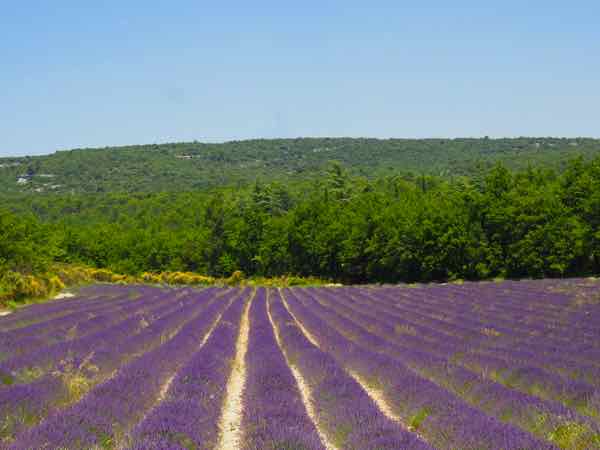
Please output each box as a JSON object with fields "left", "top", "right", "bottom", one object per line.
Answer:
{"left": 217, "top": 293, "right": 253, "bottom": 450}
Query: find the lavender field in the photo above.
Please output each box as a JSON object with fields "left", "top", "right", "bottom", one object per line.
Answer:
{"left": 1, "top": 280, "right": 599, "bottom": 449}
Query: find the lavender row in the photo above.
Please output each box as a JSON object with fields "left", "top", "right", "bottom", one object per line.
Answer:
{"left": 370, "top": 286, "right": 576, "bottom": 348}
{"left": 270, "top": 289, "right": 431, "bottom": 450}
{"left": 354, "top": 286, "right": 600, "bottom": 416}
{"left": 367, "top": 285, "right": 600, "bottom": 401}
{"left": 418, "top": 285, "right": 600, "bottom": 355}
{"left": 377, "top": 282, "right": 600, "bottom": 404}
{"left": 374, "top": 283, "right": 570, "bottom": 336}
{"left": 0, "top": 287, "right": 169, "bottom": 362}
{"left": 0, "top": 289, "right": 223, "bottom": 444}
{"left": 0, "top": 284, "right": 160, "bottom": 331}
{"left": 9, "top": 288, "right": 245, "bottom": 449}
{"left": 126, "top": 288, "right": 249, "bottom": 449}
{"left": 360, "top": 287, "right": 600, "bottom": 398}
{"left": 0, "top": 287, "right": 193, "bottom": 378}
{"left": 240, "top": 288, "right": 325, "bottom": 450}
{"left": 328, "top": 288, "right": 598, "bottom": 441}
{"left": 380, "top": 280, "right": 578, "bottom": 315}
{"left": 282, "top": 288, "right": 555, "bottom": 450}
{"left": 0, "top": 286, "right": 110, "bottom": 330}
{"left": 375, "top": 283, "right": 600, "bottom": 354}
{"left": 0, "top": 285, "right": 171, "bottom": 343}
{"left": 1, "top": 288, "right": 208, "bottom": 384}
{"left": 364, "top": 285, "right": 592, "bottom": 361}
{"left": 298, "top": 288, "right": 600, "bottom": 448}
{"left": 0, "top": 289, "right": 139, "bottom": 343}
{"left": 361, "top": 287, "right": 600, "bottom": 383}
{"left": 340, "top": 287, "right": 600, "bottom": 418}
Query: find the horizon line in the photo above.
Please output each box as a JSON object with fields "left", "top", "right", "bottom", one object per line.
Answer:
{"left": 2, "top": 135, "right": 598, "bottom": 159}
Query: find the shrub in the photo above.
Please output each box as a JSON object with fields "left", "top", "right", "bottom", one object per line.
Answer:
{"left": 225, "top": 270, "right": 245, "bottom": 286}
{"left": 48, "top": 276, "right": 66, "bottom": 292}
{"left": 89, "top": 269, "right": 115, "bottom": 282}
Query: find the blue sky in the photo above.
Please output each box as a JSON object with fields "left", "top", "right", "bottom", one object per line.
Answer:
{"left": 1, "top": 1, "right": 598, "bottom": 156}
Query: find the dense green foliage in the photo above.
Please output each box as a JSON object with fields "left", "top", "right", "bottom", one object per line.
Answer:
{"left": 0, "top": 210, "right": 55, "bottom": 274}
{"left": 2, "top": 156, "right": 599, "bottom": 283}
{"left": 2, "top": 137, "right": 600, "bottom": 194}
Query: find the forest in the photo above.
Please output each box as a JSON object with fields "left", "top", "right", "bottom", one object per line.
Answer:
{"left": 2, "top": 137, "right": 600, "bottom": 194}
{"left": 2, "top": 155, "right": 599, "bottom": 292}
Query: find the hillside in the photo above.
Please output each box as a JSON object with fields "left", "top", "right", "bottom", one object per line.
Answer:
{"left": 2, "top": 137, "right": 600, "bottom": 194}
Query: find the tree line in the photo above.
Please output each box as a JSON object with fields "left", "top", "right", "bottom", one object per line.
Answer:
{"left": 2, "top": 156, "right": 599, "bottom": 283}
